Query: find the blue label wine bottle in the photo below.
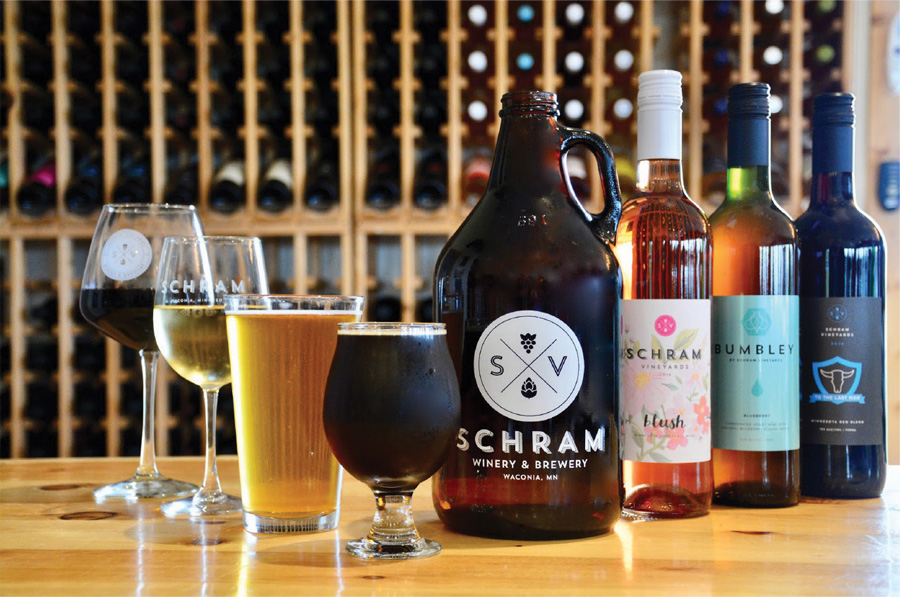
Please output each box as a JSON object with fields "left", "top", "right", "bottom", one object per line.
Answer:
{"left": 709, "top": 83, "right": 800, "bottom": 508}
{"left": 796, "top": 93, "right": 887, "bottom": 498}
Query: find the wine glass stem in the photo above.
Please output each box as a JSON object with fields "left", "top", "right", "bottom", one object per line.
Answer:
{"left": 369, "top": 492, "right": 420, "bottom": 544}
{"left": 196, "top": 388, "right": 223, "bottom": 502}
{"left": 136, "top": 349, "right": 161, "bottom": 478}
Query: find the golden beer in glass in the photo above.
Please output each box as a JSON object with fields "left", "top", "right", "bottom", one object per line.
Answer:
{"left": 224, "top": 295, "right": 364, "bottom": 533}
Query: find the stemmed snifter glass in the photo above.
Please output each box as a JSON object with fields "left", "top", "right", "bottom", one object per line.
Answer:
{"left": 80, "top": 204, "right": 203, "bottom": 501}
{"left": 323, "top": 322, "right": 461, "bottom": 559}
{"left": 154, "top": 236, "right": 268, "bottom": 517}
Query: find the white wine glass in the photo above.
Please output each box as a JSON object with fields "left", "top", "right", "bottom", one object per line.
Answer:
{"left": 154, "top": 236, "right": 268, "bottom": 517}
{"left": 80, "top": 204, "right": 203, "bottom": 501}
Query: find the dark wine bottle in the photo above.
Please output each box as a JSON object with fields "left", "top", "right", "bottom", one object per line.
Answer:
{"left": 164, "top": 39, "right": 195, "bottom": 89}
{"left": 166, "top": 85, "right": 196, "bottom": 131}
{"left": 257, "top": 82, "right": 290, "bottom": 130}
{"left": 304, "top": 149, "right": 339, "bottom": 212}
{"left": 256, "top": 40, "right": 290, "bottom": 85}
{"left": 67, "top": 35, "right": 101, "bottom": 86}
{"left": 208, "top": 160, "right": 246, "bottom": 214}
{"left": 209, "top": 41, "right": 240, "bottom": 89}
{"left": 163, "top": 164, "right": 198, "bottom": 206}
{"left": 307, "top": 55, "right": 338, "bottom": 90}
{"left": 416, "top": 0, "right": 446, "bottom": 38}
{"left": 306, "top": 1, "right": 337, "bottom": 46}
{"left": 257, "top": 1, "right": 290, "bottom": 45}
{"left": 20, "top": 0, "right": 51, "bottom": 40}
{"left": 307, "top": 90, "right": 339, "bottom": 137}
{"left": 417, "top": 92, "right": 447, "bottom": 140}
{"left": 19, "top": 35, "right": 53, "bottom": 86}
{"left": 74, "top": 380, "right": 106, "bottom": 417}
{"left": 26, "top": 336, "right": 58, "bottom": 373}
{"left": 709, "top": 83, "right": 799, "bottom": 508}
{"left": 17, "top": 159, "right": 57, "bottom": 217}
{"left": 21, "top": 86, "right": 54, "bottom": 131}
{"left": 69, "top": 82, "right": 102, "bottom": 133}
{"left": 368, "top": 45, "right": 400, "bottom": 90}
{"left": 796, "top": 93, "right": 887, "bottom": 499}
{"left": 65, "top": 143, "right": 104, "bottom": 216}
{"left": 258, "top": 158, "right": 294, "bottom": 213}
{"left": 365, "top": 145, "right": 400, "bottom": 210}
{"left": 112, "top": 137, "right": 151, "bottom": 204}
{"left": 417, "top": 45, "right": 446, "bottom": 88}
{"left": 413, "top": 147, "right": 447, "bottom": 211}
{"left": 369, "top": 1, "right": 398, "bottom": 45}
{"left": 164, "top": 0, "right": 194, "bottom": 41}
{"left": 25, "top": 380, "right": 58, "bottom": 421}
{"left": 74, "top": 334, "right": 106, "bottom": 374}
{"left": 115, "top": 0, "right": 148, "bottom": 39}
{"left": 115, "top": 37, "right": 148, "bottom": 87}
{"left": 370, "top": 90, "right": 401, "bottom": 138}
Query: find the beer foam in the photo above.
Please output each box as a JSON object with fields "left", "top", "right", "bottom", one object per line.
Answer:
{"left": 224, "top": 309, "right": 362, "bottom": 316}
{"left": 338, "top": 324, "right": 446, "bottom": 336}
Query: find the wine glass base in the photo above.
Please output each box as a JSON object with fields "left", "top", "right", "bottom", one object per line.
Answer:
{"left": 345, "top": 536, "right": 442, "bottom": 560}
{"left": 161, "top": 492, "right": 242, "bottom": 518}
{"left": 93, "top": 473, "right": 199, "bottom": 502}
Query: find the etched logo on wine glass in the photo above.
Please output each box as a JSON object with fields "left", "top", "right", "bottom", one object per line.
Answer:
{"left": 474, "top": 310, "right": 584, "bottom": 422}
{"left": 100, "top": 229, "right": 153, "bottom": 281}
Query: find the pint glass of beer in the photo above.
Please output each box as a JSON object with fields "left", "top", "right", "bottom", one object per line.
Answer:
{"left": 224, "top": 294, "right": 364, "bottom": 533}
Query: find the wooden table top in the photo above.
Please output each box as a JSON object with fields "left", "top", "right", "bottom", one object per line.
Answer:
{"left": 0, "top": 457, "right": 896, "bottom": 596}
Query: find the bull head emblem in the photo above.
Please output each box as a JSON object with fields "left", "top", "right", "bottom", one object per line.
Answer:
{"left": 818, "top": 368, "right": 856, "bottom": 393}
{"left": 812, "top": 357, "right": 862, "bottom": 396}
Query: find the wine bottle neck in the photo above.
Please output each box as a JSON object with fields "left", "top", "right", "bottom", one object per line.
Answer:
{"left": 725, "top": 165, "right": 773, "bottom": 200}
{"left": 810, "top": 172, "right": 855, "bottom": 208}
{"left": 810, "top": 121, "right": 855, "bottom": 207}
{"left": 725, "top": 116, "right": 773, "bottom": 201}
{"left": 637, "top": 104, "right": 681, "bottom": 162}
{"left": 635, "top": 159, "right": 686, "bottom": 193}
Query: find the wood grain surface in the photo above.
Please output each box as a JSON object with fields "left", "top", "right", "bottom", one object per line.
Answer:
{"left": 0, "top": 457, "right": 896, "bottom": 596}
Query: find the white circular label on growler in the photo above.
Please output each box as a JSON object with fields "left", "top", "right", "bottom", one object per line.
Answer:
{"left": 100, "top": 229, "right": 153, "bottom": 281}
{"left": 474, "top": 310, "right": 585, "bottom": 422}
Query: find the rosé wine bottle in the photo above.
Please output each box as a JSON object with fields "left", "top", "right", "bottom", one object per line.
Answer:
{"left": 614, "top": 70, "right": 712, "bottom": 519}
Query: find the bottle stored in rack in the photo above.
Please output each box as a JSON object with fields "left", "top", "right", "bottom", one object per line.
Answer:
{"left": 365, "top": 145, "right": 401, "bottom": 211}
{"left": 258, "top": 158, "right": 294, "bottom": 214}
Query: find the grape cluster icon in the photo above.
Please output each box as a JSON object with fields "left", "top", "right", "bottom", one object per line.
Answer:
{"left": 520, "top": 333, "right": 536, "bottom": 354}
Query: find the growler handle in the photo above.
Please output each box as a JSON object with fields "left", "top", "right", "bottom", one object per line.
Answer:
{"left": 558, "top": 126, "right": 623, "bottom": 244}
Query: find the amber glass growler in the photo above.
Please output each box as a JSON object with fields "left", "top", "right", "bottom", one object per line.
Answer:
{"left": 432, "top": 91, "right": 623, "bottom": 539}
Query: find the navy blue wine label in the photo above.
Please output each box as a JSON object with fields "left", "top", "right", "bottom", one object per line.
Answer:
{"left": 800, "top": 297, "right": 884, "bottom": 446}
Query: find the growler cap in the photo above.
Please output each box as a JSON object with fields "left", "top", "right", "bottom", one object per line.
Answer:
{"left": 728, "top": 82, "right": 770, "bottom": 119}
{"left": 813, "top": 92, "right": 854, "bottom": 126}
{"left": 637, "top": 70, "right": 682, "bottom": 110}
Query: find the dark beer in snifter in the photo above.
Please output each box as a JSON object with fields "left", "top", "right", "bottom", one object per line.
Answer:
{"left": 432, "top": 91, "right": 624, "bottom": 540}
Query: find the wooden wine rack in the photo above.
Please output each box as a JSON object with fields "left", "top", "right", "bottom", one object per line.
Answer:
{"left": 2, "top": 0, "right": 896, "bottom": 462}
